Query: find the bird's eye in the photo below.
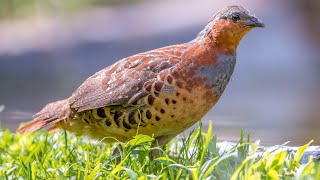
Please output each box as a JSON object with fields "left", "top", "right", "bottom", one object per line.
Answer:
{"left": 231, "top": 13, "right": 241, "bottom": 22}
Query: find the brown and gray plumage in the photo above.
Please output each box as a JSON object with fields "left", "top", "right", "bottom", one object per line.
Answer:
{"left": 17, "top": 6, "right": 264, "bottom": 146}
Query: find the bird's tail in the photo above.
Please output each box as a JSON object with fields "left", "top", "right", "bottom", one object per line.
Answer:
{"left": 17, "top": 99, "right": 71, "bottom": 133}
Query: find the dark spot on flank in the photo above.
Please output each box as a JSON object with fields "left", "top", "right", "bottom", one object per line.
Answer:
{"left": 105, "top": 119, "right": 112, "bottom": 126}
{"left": 128, "top": 112, "right": 137, "bottom": 125}
{"left": 160, "top": 109, "right": 165, "bottom": 114}
{"left": 146, "top": 110, "right": 152, "bottom": 119}
{"left": 155, "top": 116, "right": 161, "bottom": 121}
{"left": 183, "top": 97, "right": 187, "bottom": 101}
{"left": 176, "top": 92, "right": 180, "bottom": 96}
{"left": 138, "top": 110, "right": 144, "bottom": 123}
{"left": 165, "top": 98, "right": 170, "bottom": 105}
{"left": 148, "top": 95, "right": 155, "bottom": 105}
{"left": 97, "top": 108, "right": 106, "bottom": 118}
{"left": 132, "top": 101, "right": 138, "bottom": 105}
{"left": 171, "top": 115, "right": 175, "bottom": 118}
{"left": 84, "top": 118, "right": 89, "bottom": 124}
{"left": 167, "top": 75, "right": 173, "bottom": 84}
{"left": 123, "top": 121, "right": 132, "bottom": 130}
{"left": 172, "top": 99, "right": 177, "bottom": 104}
{"left": 113, "top": 111, "right": 122, "bottom": 126}
{"left": 154, "top": 82, "right": 163, "bottom": 92}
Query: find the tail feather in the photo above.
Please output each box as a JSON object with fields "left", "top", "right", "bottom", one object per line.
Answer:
{"left": 17, "top": 99, "right": 71, "bottom": 133}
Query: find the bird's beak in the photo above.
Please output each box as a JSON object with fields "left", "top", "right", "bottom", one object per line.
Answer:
{"left": 244, "top": 17, "right": 265, "bottom": 28}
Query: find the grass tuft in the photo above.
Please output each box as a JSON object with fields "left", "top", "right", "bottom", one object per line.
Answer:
{"left": 0, "top": 121, "right": 319, "bottom": 179}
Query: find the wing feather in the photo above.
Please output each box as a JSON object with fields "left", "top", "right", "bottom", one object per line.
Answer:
{"left": 69, "top": 44, "right": 187, "bottom": 112}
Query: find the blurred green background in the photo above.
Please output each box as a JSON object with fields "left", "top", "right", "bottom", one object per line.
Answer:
{"left": 0, "top": 0, "right": 145, "bottom": 18}
{"left": 0, "top": 0, "right": 319, "bottom": 146}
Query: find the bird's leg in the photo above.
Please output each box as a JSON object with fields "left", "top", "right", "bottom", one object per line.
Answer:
{"left": 151, "top": 135, "right": 174, "bottom": 158}
{"left": 112, "top": 143, "right": 123, "bottom": 164}
{"left": 151, "top": 140, "right": 161, "bottom": 159}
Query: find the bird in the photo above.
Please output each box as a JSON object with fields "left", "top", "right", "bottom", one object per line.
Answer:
{"left": 17, "top": 5, "right": 264, "bottom": 148}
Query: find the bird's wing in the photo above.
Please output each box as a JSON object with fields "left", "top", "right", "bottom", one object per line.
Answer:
{"left": 68, "top": 44, "right": 187, "bottom": 112}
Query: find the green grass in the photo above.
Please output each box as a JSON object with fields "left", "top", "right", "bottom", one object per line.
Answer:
{"left": 0, "top": 121, "right": 319, "bottom": 179}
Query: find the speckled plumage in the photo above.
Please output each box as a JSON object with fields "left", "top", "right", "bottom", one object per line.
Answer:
{"left": 17, "top": 6, "right": 264, "bottom": 146}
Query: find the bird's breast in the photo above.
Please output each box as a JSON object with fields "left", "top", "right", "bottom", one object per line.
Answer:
{"left": 192, "top": 53, "right": 236, "bottom": 96}
{"left": 173, "top": 52, "right": 236, "bottom": 98}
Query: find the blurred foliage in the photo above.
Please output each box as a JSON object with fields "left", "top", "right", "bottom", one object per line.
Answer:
{"left": 0, "top": 0, "right": 145, "bottom": 19}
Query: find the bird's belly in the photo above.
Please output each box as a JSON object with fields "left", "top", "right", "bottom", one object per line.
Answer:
{"left": 61, "top": 86, "right": 219, "bottom": 142}
{"left": 141, "top": 86, "right": 219, "bottom": 137}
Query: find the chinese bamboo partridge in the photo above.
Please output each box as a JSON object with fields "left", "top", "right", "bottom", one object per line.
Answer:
{"left": 17, "top": 6, "right": 264, "bottom": 147}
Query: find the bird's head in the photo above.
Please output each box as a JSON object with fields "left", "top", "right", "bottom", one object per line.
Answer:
{"left": 196, "top": 5, "right": 264, "bottom": 53}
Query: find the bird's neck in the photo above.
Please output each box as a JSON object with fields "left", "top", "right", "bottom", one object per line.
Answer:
{"left": 195, "top": 20, "right": 249, "bottom": 54}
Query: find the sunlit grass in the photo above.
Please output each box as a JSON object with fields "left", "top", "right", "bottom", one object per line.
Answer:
{"left": 0, "top": 121, "right": 319, "bottom": 179}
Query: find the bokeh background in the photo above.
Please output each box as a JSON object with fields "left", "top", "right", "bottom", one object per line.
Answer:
{"left": 0, "top": 0, "right": 319, "bottom": 145}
